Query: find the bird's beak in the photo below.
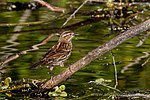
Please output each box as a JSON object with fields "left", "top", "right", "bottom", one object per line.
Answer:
{"left": 73, "top": 33, "right": 76, "bottom": 36}
{"left": 73, "top": 33, "right": 79, "bottom": 36}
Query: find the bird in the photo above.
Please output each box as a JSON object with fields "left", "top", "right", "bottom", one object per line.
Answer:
{"left": 31, "top": 30, "right": 75, "bottom": 71}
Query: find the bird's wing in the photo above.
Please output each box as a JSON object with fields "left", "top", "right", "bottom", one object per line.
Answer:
{"left": 42, "top": 43, "right": 69, "bottom": 60}
{"left": 41, "top": 50, "right": 70, "bottom": 65}
{"left": 43, "top": 49, "right": 69, "bottom": 60}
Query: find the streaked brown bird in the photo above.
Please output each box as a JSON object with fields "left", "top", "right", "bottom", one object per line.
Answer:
{"left": 32, "top": 30, "right": 75, "bottom": 70}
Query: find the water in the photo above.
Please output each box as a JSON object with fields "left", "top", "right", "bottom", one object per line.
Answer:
{"left": 0, "top": 0, "right": 150, "bottom": 99}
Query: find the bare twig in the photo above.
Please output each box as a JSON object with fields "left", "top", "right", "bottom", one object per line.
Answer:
{"left": 89, "top": 79, "right": 121, "bottom": 92}
{"left": 24, "top": 34, "right": 54, "bottom": 52}
{"left": 62, "top": 0, "right": 89, "bottom": 27}
{"left": 40, "top": 19, "right": 150, "bottom": 89}
{"left": 111, "top": 52, "right": 118, "bottom": 89}
{"left": 88, "top": 0, "right": 150, "bottom": 5}
{"left": 116, "top": 93, "right": 150, "bottom": 99}
{"left": 111, "top": 51, "right": 118, "bottom": 100}
{"left": 33, "top": 0, "right": 65, "bottom": 13}
{"left": 142, "top": 58, "right": 150, "bottom": 66}
{"left": 0, "top": 20, "right": 47, "bottom": 27}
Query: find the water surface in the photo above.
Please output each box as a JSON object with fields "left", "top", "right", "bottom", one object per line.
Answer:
{"left": 0, "top": 0, "right": 149, "bottom": 99}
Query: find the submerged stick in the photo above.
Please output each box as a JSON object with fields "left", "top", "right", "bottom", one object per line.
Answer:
{"left": 41, "top": 19, "right": 150, "bottom": 89}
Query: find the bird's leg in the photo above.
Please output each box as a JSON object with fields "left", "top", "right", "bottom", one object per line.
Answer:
{"left": 59, "top": 62, "right": 64, "bottom": 67}
{"left": 49, "top": 66, "right": 54, "bottom": 71}
{"left": 46, "top": 65, "right": 54, "bottom": 71}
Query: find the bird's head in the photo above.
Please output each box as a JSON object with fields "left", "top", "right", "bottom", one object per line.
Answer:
{"left": 59, "top": 31, "right": 75, "bottom": 42}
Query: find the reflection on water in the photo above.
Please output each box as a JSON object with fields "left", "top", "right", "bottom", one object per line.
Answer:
{"left": 0, "top": 0, "right": 150, "bottom": 99}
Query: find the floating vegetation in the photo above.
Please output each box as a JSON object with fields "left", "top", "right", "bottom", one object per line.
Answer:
{"left": 0, "top": 77, "right": 67, "bottom": 98}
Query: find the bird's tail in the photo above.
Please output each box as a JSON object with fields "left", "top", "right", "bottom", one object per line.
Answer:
{"left": 31, "top": 61, "right": 43, "bottom": 69}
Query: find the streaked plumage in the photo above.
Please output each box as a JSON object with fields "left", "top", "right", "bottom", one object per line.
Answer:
{"left": 32, "top": 31, "right": 75, "bottom": 70}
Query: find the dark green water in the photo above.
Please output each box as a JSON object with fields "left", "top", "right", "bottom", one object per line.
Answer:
{"left": 0, "top": 0, "right": 150, "bottom": 99}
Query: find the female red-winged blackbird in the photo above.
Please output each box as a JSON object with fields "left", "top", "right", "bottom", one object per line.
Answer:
{"left": 31, "top": 31, "right": 75, "bottom": 70}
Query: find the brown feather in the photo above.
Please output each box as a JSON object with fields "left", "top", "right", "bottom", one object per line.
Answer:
{"left": 31, "top": 31, "right": 74, "bottom": 70}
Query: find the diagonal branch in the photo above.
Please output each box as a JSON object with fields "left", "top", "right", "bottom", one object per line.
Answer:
{"left": 40, "top": 19, "right": 150, "bottom": 89}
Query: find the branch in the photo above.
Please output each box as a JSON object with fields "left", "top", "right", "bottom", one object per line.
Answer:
{"left": 62, "top": 0, "right": 89, "bottom": 27}
{"left": 40, "top": 19, "right": 150, "bottom": 89}
{"left": 33, "top": 0, "right": 65, "bottom": 13}
{"left": 0, "top": 20, "right": 47, "bottom": 27}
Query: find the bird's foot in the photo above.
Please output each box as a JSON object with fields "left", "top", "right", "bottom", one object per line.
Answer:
{"left": 46, "top": 66, "right": 54, "bottom": 71}
{"left": 60, "top": 63, "right": 64, "bottom": 67}
{"left": 49, "top": 66, "right": 54, "bottom": 71}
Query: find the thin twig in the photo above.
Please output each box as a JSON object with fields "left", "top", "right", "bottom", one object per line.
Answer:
{"left": 89, "top": 80, "right": 121, "bottom": 92}
{"left": 21, "top": 34, "right": 54, "bottom": 53}
{"left": 61, "top": 0, "right": 89, "bottom": 27}
{"left": 117, "top": 93, "right": 150, "bottom": 98}
{"left": 111, "top": 51, "right": 118, "bottom": 100}
{"left": 142, "top": 58, "right": 150, "bottom": 66}
{"left": 111, "top": 51, "right": 118, "bottom": 89}
{"left": 88, "top": 0, "right": 150, "bottom": 5}
{"left": 33, "top": 0, "right": 65, "bottom": 13}
{"left": 0, "top": 20, "right": 47, "bottom": 27}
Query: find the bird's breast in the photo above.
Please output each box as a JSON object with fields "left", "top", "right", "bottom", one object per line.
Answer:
{"left": 56, "top": 42, "right": 72, "bottom": 51}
